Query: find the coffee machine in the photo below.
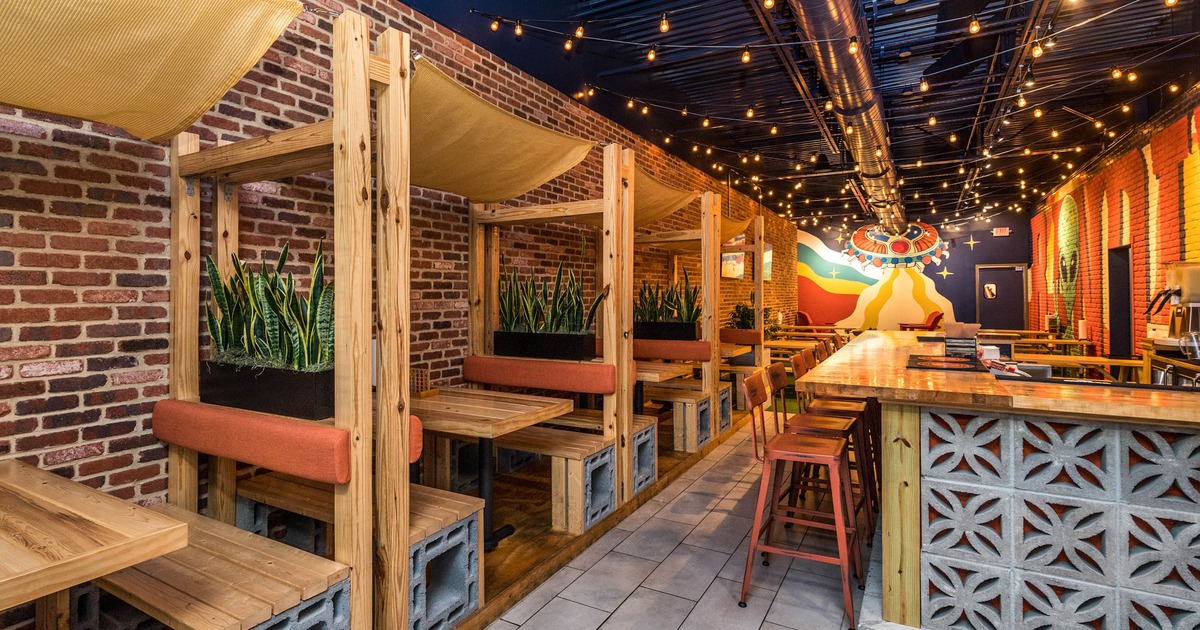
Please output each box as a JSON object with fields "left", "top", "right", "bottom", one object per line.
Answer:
{"left": 1149, "top": 262, "right": 1200, "bottom": 345}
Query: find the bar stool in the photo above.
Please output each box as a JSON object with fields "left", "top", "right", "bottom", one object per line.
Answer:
{"left": 801, "top": 348, "right": 881, "bottom": 505}
{"left": 777, "top": 359, "right": 876, "bottom": 535}
{"left": 738, "top": 371, "right": 863, "bottom": 627}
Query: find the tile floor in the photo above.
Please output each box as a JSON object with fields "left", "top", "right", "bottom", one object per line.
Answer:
{"left": 492, "top": 424, "right": 888, "bottom": 630}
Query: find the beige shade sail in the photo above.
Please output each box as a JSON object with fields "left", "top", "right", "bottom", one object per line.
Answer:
{"left": 656, "top": 216, "right": 754, "bottom": 253}
{"left": 411, "top": 59, "right": 595, "bottom": 203}
{"left": 0, "top": 0, "right": 303, "bottom": 142}
{"left": 561, "top": 166, "right": 698, "bottom": 229}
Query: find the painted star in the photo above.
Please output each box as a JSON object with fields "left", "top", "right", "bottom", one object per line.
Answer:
{"left": 834, "top": 234, "right": 846, "bottom": 245}
{"left": 829, "top": 268, "right": 840, "bottom": 279}
{"left": 936, "top": 267, "right": 954, "bottom": 280}
{"left": 964, "top": 235, "right": 980, "bottom": 250}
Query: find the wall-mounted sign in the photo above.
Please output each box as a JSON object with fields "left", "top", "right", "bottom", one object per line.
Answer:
{"left": 992, "top": 227, "right": 1011, "bottom": 237}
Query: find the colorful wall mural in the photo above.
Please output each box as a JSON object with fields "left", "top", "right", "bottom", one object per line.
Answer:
{"left": 1030, "top": 100, "right": 1200, "bottom": 356}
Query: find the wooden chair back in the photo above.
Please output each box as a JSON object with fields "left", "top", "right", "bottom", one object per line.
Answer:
{"left": 741, "top": 370, "right": 772, "bottom": 463}
{"left": 765, "top": 362, "right": 790, "bottom": 434}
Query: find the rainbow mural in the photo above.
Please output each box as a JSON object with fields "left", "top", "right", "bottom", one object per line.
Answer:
{"left": 797, "top": 223, "right": 956, "bottom": 329}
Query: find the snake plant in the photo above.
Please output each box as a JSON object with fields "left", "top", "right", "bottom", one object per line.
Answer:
{"left": 634, "top": 270, "right": 702, "bottom": 323}
{"left": 205, "top": 242, "right": 334, "bottom": 371}
{"left": 498, "top": 263, "right": 607, "bottom": 334}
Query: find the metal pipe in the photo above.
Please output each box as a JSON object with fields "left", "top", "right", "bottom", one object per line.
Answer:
{"left": 785, "top": 0, "right": 905, "bottom": 234}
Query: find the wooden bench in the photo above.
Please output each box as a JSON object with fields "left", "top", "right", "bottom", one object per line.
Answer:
{"left": 643, "top": 386, "right": 713, "bottom": 452}
{"left": 237, "top": 473, "right": 486, "bottom": 628}
{"left": 540, "top": 409, "right": 660, "bottom": 496}
{"left": 491, "top": 425, "right": 616, "bottom": 534}
{"left": 650, "top": 379, "right": 733, "bottom": 435}
{"left": 96, "top": 503, "right": 349, "bottom": 630}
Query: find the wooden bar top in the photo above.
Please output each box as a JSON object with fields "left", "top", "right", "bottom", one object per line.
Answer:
{"left": 796, "top": 330, "right": 1200, "bottom": 426}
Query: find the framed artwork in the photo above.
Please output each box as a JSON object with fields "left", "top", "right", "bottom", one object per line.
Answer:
{"left": 721, "top": 234, "right": 745, "bottom": 279}
{"left": 763, "top": 243, "right": 773, "bottom": 280}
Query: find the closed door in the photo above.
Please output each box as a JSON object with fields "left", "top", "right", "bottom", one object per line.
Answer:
{"left": 976, "top": 264, "right": 1027, "bottom": 329}
{"left": 1108, "top": 246, "right": 1132, "bottom": 356}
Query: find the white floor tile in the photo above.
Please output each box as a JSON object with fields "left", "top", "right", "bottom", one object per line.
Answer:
{"left": 520, "top": 597, "right": 610, "bottom": 630}
{"left": 656, "top": 491, "right": 722, "bottom": 526}
{"left": 569, "top": 527, "right": 632, "bottom": 571}
{"left": 717, "top": 535, "right": 795, "bottom": 591}
{"left": 678, "top": 577, "right": 775, "bottom": 630}
{"left": 600, "top": 587, "right": 695, "bottom": 630}
{"left": 501, "top": 566, "right": 584, "bottom": 625}
{"left": 559, "top": 551, "right": 660, "bottom": 612}
{"left": 683, "top": 511, "right": 754, "bottom": 554}
{"left": 641, "top": 543, "right": 730, "bottom": 600}
{"left": 614, "top": 516, "right": 695, "bottom": 562}
{"left": 764, "top": 567, "right": 850, "bottom": 630}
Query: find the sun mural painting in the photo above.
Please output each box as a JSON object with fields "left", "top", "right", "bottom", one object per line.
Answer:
{"left": 795, "top": 221, "right": 956, "bottom": 330}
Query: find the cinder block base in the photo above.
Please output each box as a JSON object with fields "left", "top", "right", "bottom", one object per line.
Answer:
{"left": 409, "top": 513, "right": 480, "bottom": 630}
{"left": 696, "top": 397, "right": 712, "bottom": 450}
{"left": 92, "top": 580, "right": 350, "bottom": 630}
{"left": 583, "top": 445, "right": 617, "bottom": 529}
{"left": 236, "top": 496, "right": 328, "bottom": 557}
{"left": 632, "top": 421, "right": 657, "bottom": 495}
{"left": 449, "top": 439, "right": 540, "bottom": 493}
{"left": 71, "top": 583, "right": 100, "bottom": 630}
{"left": 717, "top": 382, "right": 732, "bottom": 434}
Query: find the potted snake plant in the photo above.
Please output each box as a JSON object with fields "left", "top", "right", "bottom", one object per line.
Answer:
{"left": 633, "top": 270, "right": 703, "bottom": 340}
{"left": 494, "top": 263, "right": 607, "bottom": 361}
{"left": 200, "top": 242, "right": 335, "bottom": 419}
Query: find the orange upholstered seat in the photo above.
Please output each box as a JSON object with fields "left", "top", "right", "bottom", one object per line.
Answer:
{"left": 463, "top": 354, "right": 617, "bottom": 394}
{"left": 632, "top": 339, "right": 711, "bottom": 362}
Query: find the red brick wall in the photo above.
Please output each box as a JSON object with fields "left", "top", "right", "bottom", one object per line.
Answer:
{"left": 0, "top": 0, "right": 794, "bottom": 544}
{"left": 1029, "top": 99, "right": 1200, "bottom": 354}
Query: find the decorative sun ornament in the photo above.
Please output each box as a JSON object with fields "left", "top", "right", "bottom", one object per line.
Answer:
{"left": 843, "top": 221, "right": 949, "bottom": 270}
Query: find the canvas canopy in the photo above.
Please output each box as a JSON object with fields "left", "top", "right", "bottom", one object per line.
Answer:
{"left": 654, "top": 216, "right": 754, "bottom": 253}
{"left": 0, "top": 0, "right": 304, "bottom": 142}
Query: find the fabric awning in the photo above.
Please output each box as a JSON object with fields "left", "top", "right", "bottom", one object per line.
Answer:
{"left": 655, "top": 216, "right": 754, "bottom": 253}
{"left": 563, "top": 166, "right": 698, "bottom": 229}
{"left": 0, "top": 0, "right": 303, "bottom": 142}
{"left": 410, "top": 59, "right": 595, "bottom": 203}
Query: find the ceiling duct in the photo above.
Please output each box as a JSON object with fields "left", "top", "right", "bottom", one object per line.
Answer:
{"left": 785, "top": 0, "right": 905, "bottom": 234}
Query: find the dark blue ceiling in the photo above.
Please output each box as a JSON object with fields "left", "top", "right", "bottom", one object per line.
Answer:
{"left": 407, "top": 0, "right": 1199, "bottom": 229}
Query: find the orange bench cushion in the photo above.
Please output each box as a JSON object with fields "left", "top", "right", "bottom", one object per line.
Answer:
{"left": 632, "top": 339, "right": 711, "bottom": 362}
{"left": 463, "top": 355, "right": 617, "bottom": 395}
{"left": 719, "top": 328, "right": 763, "bottom": 346}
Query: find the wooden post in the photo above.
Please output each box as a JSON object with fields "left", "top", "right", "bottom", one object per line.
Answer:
{"left": 331, "top": 12, "right": 373, "bottom": 630}
{"left": 753, "top": 215, "right": 766, "bottom": 369}
{"left": 468, "top": 204, "right": 500, "bottom": 358}
{"left": 602, "top": 145, "right": 635, "bottom": 503}
{"left": 167, "top": 132, "right": 200, "bottom": 512}
{"left": 881, "top": 403, "right": 921, "bottom": 627}
{"left": 374, "top": 27, "right": 412, "bottom": 628}
{"left": 700, "top": 193, "right": 721, "bottom": 409}
{"left": 208, "top": 140, "right": 239, "bottom": 526}
{"left": 35, "top": 591, "right": 69, "bottom": 630}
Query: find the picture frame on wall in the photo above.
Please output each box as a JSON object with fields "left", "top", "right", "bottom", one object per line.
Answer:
{"left": 763, "top": 243, "right": 773, "bottom": 281}
{"left": 722, "top": 234, "right": 745, "bottom": 279}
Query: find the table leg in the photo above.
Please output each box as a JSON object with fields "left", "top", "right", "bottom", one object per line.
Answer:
{"left": 633, "top": 381, "right": 644, "bottom": 415}
{"left": 36, "top": 591, "right": 69, "bottom": 630}
{"left": 479, "top": 437, "right": 514, "bottom": 551}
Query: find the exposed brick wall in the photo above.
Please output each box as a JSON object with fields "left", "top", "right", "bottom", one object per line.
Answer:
{"left": 0, "top": 0, "right": 794, "bottom": 566}
{"left": 1029, "top": 98, "right": 1200, "bottom": 355}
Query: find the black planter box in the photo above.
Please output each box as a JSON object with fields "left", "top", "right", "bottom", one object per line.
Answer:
{"left": 200, "top": 361, "right": 334, "bottom": 420}
{"left": 633, "top": 321, "right": 702, "bottom": 341}
{"left": 493, "top": 331, "right": 596, "bottom": 361}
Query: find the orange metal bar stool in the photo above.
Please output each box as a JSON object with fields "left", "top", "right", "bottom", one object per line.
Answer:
{"left": 800, "top": 348, "right": 882, "bottom": 506}
{"left": 738, "top": 371, "right": 863, "bottom": 627}
{"left": 777, "top": 360, "right": 876, "bottom": 535}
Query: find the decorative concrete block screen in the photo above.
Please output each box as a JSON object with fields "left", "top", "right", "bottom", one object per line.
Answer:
{"left": 696, "top": 397, "right": 713, "bottom": 450}
{"left": 584, "top": 446, "right": 618, "bottom": 529}
{"left": 632, "top": 420, "right": 658, "bottom": 495}
{"left": 717, "top": 382, "right": 732, "bottom": 434}
{"left": 920, "top": 408, "right": 1200, "bottom": 629}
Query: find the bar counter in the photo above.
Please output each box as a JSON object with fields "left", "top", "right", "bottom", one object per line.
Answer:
{"left": 797, "top": 330, "right": 1200, "bottom": 628}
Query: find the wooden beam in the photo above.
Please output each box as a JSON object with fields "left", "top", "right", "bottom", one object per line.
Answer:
{"left": 373, "top": 27, "right": 412, "bottom": 629}
{"left": 468, "top": 204, "right": 487, "bottom": 357}
{"left": 881, "top": 403, "right": 921, "bottom": 627}
{"left": 602, "top": 145, "right": 635, "bottom": 504}
{"left": 167, "top": 132, "right": 200, "bottom": 512}
{"left": 331, "top": 13, "right": 373, "bottom": 630}
{"left": 753, "top": 216, "right": 765, "bottom": 369}
{"left": 721, "top": 245, "right": 755, "bottom": 253}
{"left": 472, "top": 199, "right": 605, "bottom": 226}
{"left": 700, "top": 193, "right": 721, "bottom": 410}
{"left": 177, "top": 119, "right": 333, "bottom": 180}
{"left": 208, "top": 139, "right": 239, "bottom": 526}
{"left": 368, "top": 53, "right": 391, "bottom": 87}
{"left": 634, "top": 229, "right": 701, "bottom": 244}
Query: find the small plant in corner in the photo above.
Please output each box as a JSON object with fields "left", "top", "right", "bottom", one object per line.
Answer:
{"left": 728, "top": 292, "right": 781, "bottom": 340}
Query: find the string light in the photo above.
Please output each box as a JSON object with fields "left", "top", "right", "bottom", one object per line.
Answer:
{"left": 1166, "top": 0, "right": 1178, "bottom": 6}
{"left": 824, "top": 100, "right": 834, "bottom": 111}
{"left": 770, "top": 125, "right": 778, "bottom": 135}
{"left": 1127, "top": 71, "right": 1138, "bottom": 81}
{"left": 949, "top": 132, "right": 958, "bottom": 143}
{"left": 1017, "top": 94, "right": 1027, "bottom": 108}
{"left": 919, "top": 77, "right": 930, "bottom": 92}
{"left": 928, "top": 114, "right": 937, "bottom": 126}
{"left": 659, "top": 12, "right": 670, "bottom": 33}
{"left": 741, "top": 47, "right": 752, "bottom": 63}
{"left": 848, "top": 36, "right": 860, "bottom": 55}
{"left": 1111, "top": 67, "right": 1123, "bottom": 79}
{"left": 1122, "top": 104, "right": 1131, "bottom": 113}
{"left": 1170, "top": 83, "right": 1180, "bottom": 93}
{"left": 641, "top": 105, "right": 649, "bottom": 115}
{"left": 1023, "top": 69, "right": 1036, "bottom": 87}
{"left": 627, "top": 99, "right": 635, "bottom": 109}
{"left": 1051, "top": 129, "right": 1060, "bottom": 138}
{"left": 875, "top": 146, "right": 883, "bottom": 157}
{"left": 490, "top": 19, "right": 500, "bottom": 31}
{"left": 745, "top": 107, "right": 755, "bottom": 118}
{"left": 1034, "top": 107, "right": 1043, "bottom": 118}
{"left": 575, "top": 22, "right": 585, "bottom": 38}
{"left": 702, "top": 117, "right": 711, "bottom": 127}
{"left": 587, "top": 87, "right": 594, "bottom": 96}
{"left": 845, "top": 124, "right": 854, "bottom": 135}
{"left": 969, "top": 15, "right": 981, "bottom": 34}
{"left": 646, "top": 45, "right": 656, "bottom": 61}
{"left": 764, "top": 0, "right": 776, "bottom": 7}
{"left": 1032, "top": 41, "right": 1044, "bottom": 57}
{"left": 514, "top": 20, "right": 523, "bottom": 37}
{"left": 564, "top": 38, "right": 574, "bottom": 51}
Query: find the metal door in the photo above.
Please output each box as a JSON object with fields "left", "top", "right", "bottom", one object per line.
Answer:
{"left": 976, "top": 264, "right": 1028, "bottom": 330}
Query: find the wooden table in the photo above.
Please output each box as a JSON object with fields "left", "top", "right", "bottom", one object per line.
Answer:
{"left": 720, "top": 343, "right": 751, "bottom": 359}
{"left": 412, "top": 387, "right": 572, "bottom": 549}
{"left": 764, "top": 339, "right": 820, "bottom": 352}
{"left": 632, "top": 361, "right": 693, "bottom": 414}
{"left": 0, "top": 460, "right": 188, "bottom": 628}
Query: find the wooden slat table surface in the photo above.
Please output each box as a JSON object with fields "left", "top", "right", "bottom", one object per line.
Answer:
{"left": 0, "top": 460, "right": 188, "bottom": 612}
{"left": 1009, "top": 353, "right": 1143, "bottom": 368}
{"left": 636, "top": 361, "right": 694, "bottom": 383}
{"left": 410, "top": 387, "right": 573, "bottom": 439}
{"left": 764, "top": 339, "right": 821, "bottom": 352}
{"left": 720, "top": 343, "right": 752, "bottom": 359}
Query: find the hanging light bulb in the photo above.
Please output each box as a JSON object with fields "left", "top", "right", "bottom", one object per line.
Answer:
{"left": 574, "top": 91, "right": 584, "bottom": 99}
{"left": 514, "top": 20, "right": 523, "bottom": 37}
{"left": 641, "top": 105, "right": 649, "bottom": 115}
{"left": 875, "top": 146, "right": 883, "bottom": 157}
{"left": 848, "top": 36, "right": 860, "bottom": 55}
{"left": 1167, "top": 0, "right": 1178, "bottom": 6}
{"left": 754, "top": 154, "right": 761, "bottom": 162}
{"left": 1034, "top": 107, "right": 1043, "bottom": 118}
{"left": 949, "top": 132, "right": 958, "bottom": 143}
{"left": 490, "top": 19, "right": 500, "bottom": 31}
{"left": 692, "top": 145, "right": 699, "bottom": 152}
{"left": 680, "top": 106, "right": 688, "bottom": 117}
{"left": 564, "top": 38, "right": 574, "bottom": 51}
{"left": 1032, "top": 40, "right": 1044, "bottom": 57}
{"left": 659, "top": 12, "right": 670, "bottom": 32}
{"left": 702, "top": 117, "right": 710, "bottom": 127}
{"left": 824, "top": 100, "right": 834, "bottom": 111}
{"left": 1017, "top": 94, "right": 1027, "bottom": 108}
{"left": 575, "top": 22, "right": 585, "bottom": 38}
{"left": 1127, "top": 71, "right": 1138, "bottom": 82}
{"left": 1111, "top": 67, "right": 1123, "bottom": 79}
{"left": 741, "top": 47, "right": 751, "bottom": 63}
{"left": 845, "top": 124, "right": 854, "bottom": 135}
{"left": 916, "top": 159, "right": 923, "bottom": 167}
{"left": 1051, "top": 129, "right": 1060, "bottom": 138}
{"left": 663, "top": 136, "right": 670, "bottom": 144}
{"left": 810, "top": 152, "right": 819, "bottom": 163}
{"left": 958, "top": 166, "right": 966, "bottom": 174}
{"left": 1024, "top": 148, "right": 1032, "bottom": 155}
{"left": 919, "top": 77, "right": 930, "bottom": 92}
{"left": 928, "top": 114, "right": 937, "bottom": 126}
{"left": 1170, "top": 84, "right": 1181, "bottom": 93}
{"left": 1094, "top": 120, "right": 1104, "bottom": 128}
{"left": 770, "top": 125, "right": 778, "bottom": 135}
{"left": 746, "top": 107, "right": 755, "bottom": 118}
{"left": 705, "top": 147, "right": 712, "bottom": 155}
{"left": 1024, "top": 69, "right": 1036, "bottom": 87}
{"left": 1121, "top": 103, "right": 1131, "bottom": 113}
{"left": 646, "top": 45, "right": 656, "bottom": 61}
{"left": 587, "top": 87, "right": 595, "bottom": 96}
{"left": 627, "top": 99, "right": 635, "bottom": 109}
{"left": 764, "top": 0, "right": 776, "bottom": 7}
{"left": 968, "top": 15, "right": 981, "bottom": 33}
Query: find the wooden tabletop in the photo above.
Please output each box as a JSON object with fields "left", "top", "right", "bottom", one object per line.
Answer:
{"left": 764, "top": 339, "right": 821, "bottom": 351}
{"left": 720, "top": 343, "right": 751, "bottom": 359}
{"left": 1010, "top": 353, "right": 1143, "bottom": 368}
{"left": 796, "top": 330, "right": 1200, "bottom": 426}
{"left": 411, "top": 387, "right": 573, "bottom": 439}
{"left": 0, "top": 460, "right": 188, "bottom": 611}
{"left": 636, "top": 361, "right": 694, "bottom": 383}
